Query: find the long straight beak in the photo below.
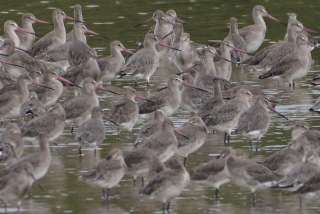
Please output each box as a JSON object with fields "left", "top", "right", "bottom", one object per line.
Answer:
{"left": 182, "top": 82, "right": 211, "bottom": 93}
{"left": 121, "top": 48, "right": 134, "bottom": 55}
{"left": 303, "top": 27, "right": 318, "bottom": 34}
{"left": 135, "top": 95, "right": 155, "bottom": 103}
{"left": 34, "top": 18, "right": 49, "bottom": 24}
{"left": 15, "top": 27, "right": 38, "bottom": 37}
{"left": 0, "top": 60, "right": 25, "bottom": 68}
{"left": 216, "top": 55, "right": 240, "bottom": 64}
{"left": 64, "top": 15, "right": 75, "bottom": 21}
{"left": 159, "top": 42, "right": 182, "bottom": 51}
{"left": 161, "top": 31, "right": 174, "bottom": 40}
{"left": 85, "top": 29, "right": 99, "bottom": 36}
{"left": 57, "top": 76, "right": 80, "bottom": 88}
{"left": 97, "top": 86, "right": 122, "bottom": 95}
{"left": 174, "top": 129, "right": 190, "bottom": 139}
{"left": 267, "top": 14, "right": 280, "bottom": 22}
{"left": 15, "top": 47, "right": 31, "bottom": 54}
{"left": 269, "top": 107, "right": 289, "bottom": 120}
{"left": 33, "top": 82, "right": 55, "bottom": 90}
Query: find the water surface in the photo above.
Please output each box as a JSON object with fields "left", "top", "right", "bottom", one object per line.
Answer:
{"left": 1, "top": 0, "right": 320, "bottom": 213}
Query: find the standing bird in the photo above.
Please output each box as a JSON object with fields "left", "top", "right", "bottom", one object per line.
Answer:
{"left": 137, "top": 118, "right": 178, "bottom": 163}
{"left": 0, "top": 75, "right": 33, "bottom": 120}
{"left": 0, "top": 134, "right": 52, "bottom": 210}
{"left": 134, "top": 110, "right": 170, "bottom": 145}
{"left": 191, "top": 154, "right": 230, "bottom": 199}
{"left": 239, "top": 5, "right": 279, "bottom": 53}
{"left": 121, "top": 33, "right": 160, "bottom": 84}
{"left": 236, "top": 96, "right": 272, "bottom": 151}
{"left": 1, "top": 20, "right": 35, "bottom": 49}
{"left": 98, "top": 41, "right": 128, "bottom": 82}
{"left": 0, "top": 123, "right": 23, "bottom": 165}
{"left": 31, "top": 9, "right": 73, "bottom": 57}
{"left": 224, "top": 17, "right": 246, "bottom": 62}
{"left": 139, "top": 77, "right": 205, "bottom": 116}
{"left": 18, "top": 13, "right": 49, "bottom": 50}
{"left": 22, "top": 103, "right": 66, "bottom": 142}
{"left": 76, "top": 107, "right": 105, "bottom": 154}
{"left": 104, "top": 86, "right": 140, "bottom": 131}
{"left": 141, "top": 156, "right": 190, "bottom": 213}
{"left": 259, "top": 33, "right": 313, "bottom": 87}
{"left": 80, "top": 149, "right": 127, "bottom": 201}
{"left": 243, "top": 15, "right": 305, "bottom": 72}
{"left": 224, "top": 149, "right": 279, "bottom": 204}
{"left": 35, "top": 63, "right": 74, "bottom": 107}
{"left": 63, "top": 78, "right": 100, "bottom": 126}
{"left": 123, "top": 148, "right": 164, "bottom": 186}
{"left": 176, "top": 114, "right": 208, "bottom": 165}
{"left": 202, "top": 88, "right": 253, "bottom": 145}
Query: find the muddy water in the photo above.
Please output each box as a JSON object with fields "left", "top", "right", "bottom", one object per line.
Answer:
{"left": 1, "top": 0, "right": 320, "bottom": 213}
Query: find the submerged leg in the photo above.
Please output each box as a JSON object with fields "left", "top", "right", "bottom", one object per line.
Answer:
{"left": 141, "top": 177, "right": 145, "bottom": 187}
{"left": 78, "top": 146, "right": 82, "bottom": 156}
{"left": 251, "top": 192, "right": 256, "bottom": 206}
{"left": 162, "top": 203, "right": 166, "bottom": 214}
{"left": 166, "top": 201, "right": 171, "bottom": 213}
{"left": 102, "top": 188, "right": 110, "bottom": 201}
{"left": 183, "top": 157, "right": 187, "bottom": 166}
{"left": 214, "top": 188, "right": 219, "bottom": 200}
{"left": 223, "top": 133, "right": 228, "bottom": 146}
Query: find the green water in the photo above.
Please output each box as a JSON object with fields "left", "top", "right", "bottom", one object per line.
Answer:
{"left": 1, "top": 0, "right": 320, "bottom": 213}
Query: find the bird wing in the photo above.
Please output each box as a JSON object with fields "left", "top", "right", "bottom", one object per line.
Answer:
{"left": 63, "top": 97, "right": 92, "bottom": 119}
{"left": 138, "top": 92, "right": 167, "bottom": 114}
{"left": 109, "top": 100, "right": 137, "bottom": 124}
{"left": 204, "top": 101, "right": 240, "bottom": 126}
{"left": 31, "top": 32, "right": 57, "bottom": 57}
{"left": 259, "top": 57, "right": 302, "bottom": 79}
{"left": 37, "top": 43, "right": 69, "bottom": 62}
{"left": 124, "top": 49, "right": 155, "bottom": 74}
{"left": 246, "top": 163, "right": 278, "bottom": 183}
{"left": 141, "top": 171, "right": 172, "bottom": 195}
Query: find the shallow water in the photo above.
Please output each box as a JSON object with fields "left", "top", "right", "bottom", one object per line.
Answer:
{"left": 1, "top": 0, "right": 320, "bottom": 213}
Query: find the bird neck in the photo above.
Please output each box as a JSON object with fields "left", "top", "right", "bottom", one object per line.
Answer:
{"left": 213, "top": 81, "right": 223, "bottom": 101}
{"left": 21, "top": 21, "right": 35, "bottom": 34}
{"left": 73, "top": 27, "right": 87, "bottom": 43}
{"left": 111, "top": 46, "right": 125, "bottom": 62}
{"left": 201, "top": 55, "right": 216, "bottom": 75}
{"left": 230, "top": 23, "right": 240, "bottom": 35}
{"left": 53, "top": 17, "right": 66, "bottom": 42}
{"left": 253, "top": 13, "right": 266, "bottom": 30}
{"left": 5, "top": 29, "right": 20, "bottom": 48}
{"left": 287, "top": 27, "right": 298, "bottom": 43}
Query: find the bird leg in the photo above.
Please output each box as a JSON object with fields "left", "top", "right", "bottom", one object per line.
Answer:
{"left": 133, "top": 177, "right": 137, "bottom": 186}
{"left": 166, "top": 201, "right": 171, "bottom": 213}
{"left": 214, "top": 188, "right": 219, "bottom": 200}
{"left": 162, "top": 203, "right": 166, "bottom": 214}
{"left": 223, "top": 133, "right": 228, "bottom": 146}
{"left": 0, "top": 199, "right": 7, "bottom": 214}
{"left": 141, "top": 177, "right": 145, "bottom": 187}
{"left": 102, "top": 188, "right": 110, "bottom": 201}
{"left": 299, "top": 194, "right": 303, "bottom": 210}
{"left": 78, "top": 146, "right": 82, "bottom": 156}
{"left": 183, "top": 157, "right": 187, "bottom": 166}
{"left": 251, "top": 192, "right": 256, "bottom": 207}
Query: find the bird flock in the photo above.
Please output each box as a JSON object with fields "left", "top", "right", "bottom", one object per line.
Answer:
{"left": 0, "top": 3, "right": 320, "bottom": 213}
